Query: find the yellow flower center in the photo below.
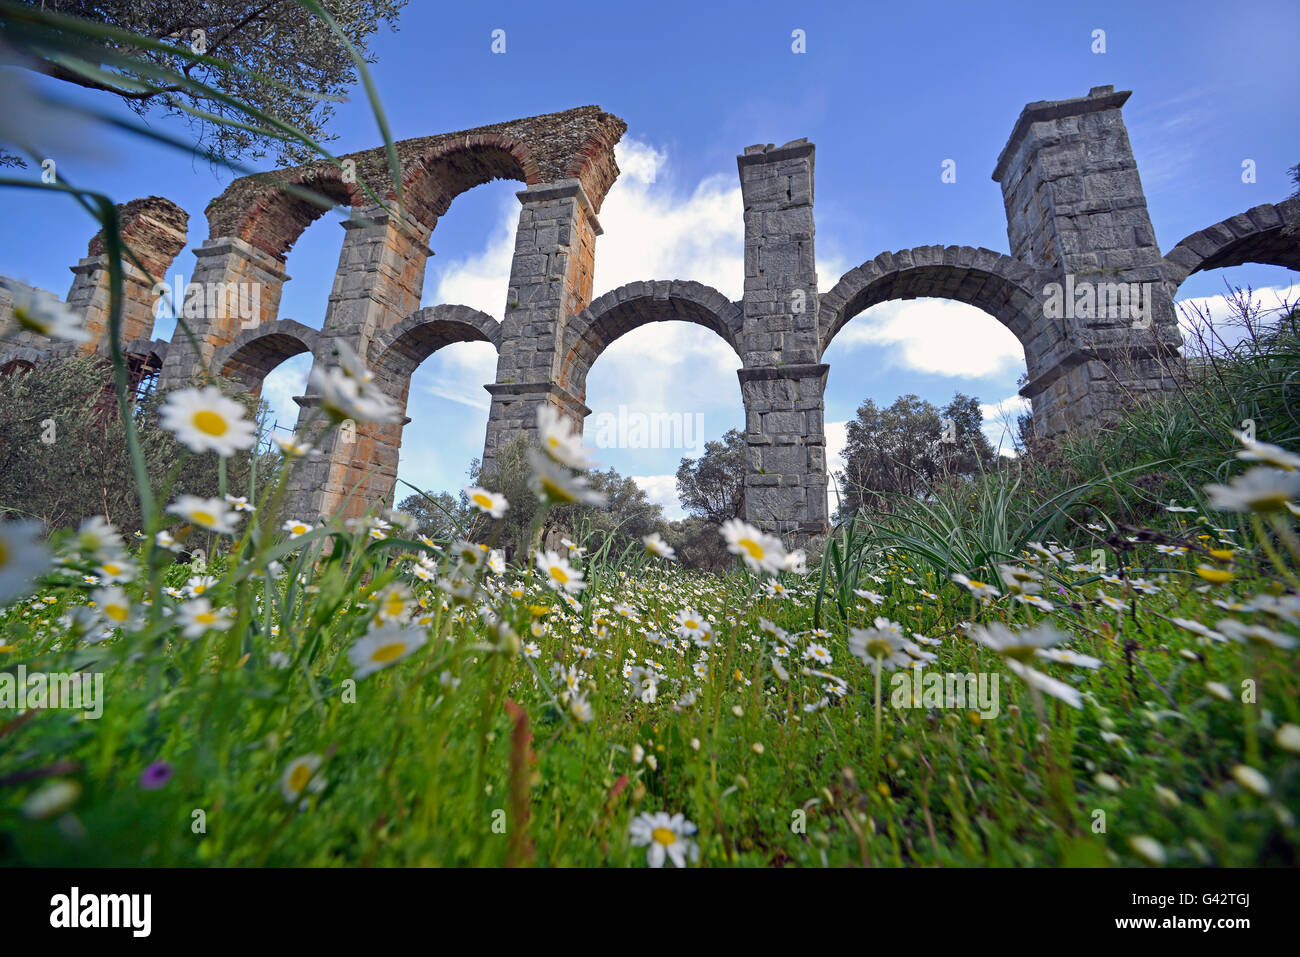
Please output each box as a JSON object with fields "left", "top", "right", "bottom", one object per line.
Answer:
{"left": 192, "top": 511, "right": 217, "bottom": 527}
{"left": 370, "top": 642, "right": 408, "bottom": 664}
{"left": 291, "top": 524, "right": 308, "bottom": 535}
{"left": 196, "top": 612, "right": 218, "bottom": 625}
{"left": 288, "top": 764, "right": 312, "bottom": 792}
{"left": 738, "top": 538, "right": 764, "bottom": 560}
{"left": 652, "top": 827, "right": 676, "bottom": 846}
{"left": 192, "top": 410, "right": 229, "bottom": 437}
{"left": 549, "top": 566, "right": 570, "bottom": 584}
{"left": 106, "top": 604, "right": 129, "bottom": 622}
{"left": 0, "top": 540, "right": 9, "bottom": 567}
{"left": 865, "top": 638, "right": 893, "bottom": 658}
{"left": 684, "top": 619, "right": 698, "bottom": 630}
{"left": 472, "top": 493, "right": 494, "bottom": 509}
{"left": 540, "top": 477, "right": 578, "bottom": 503}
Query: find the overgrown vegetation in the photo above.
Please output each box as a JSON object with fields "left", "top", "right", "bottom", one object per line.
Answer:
{"left": 0, "top": 355, "right": 270, "bottom": 532}
{"left": 2, "top": 296, "right": 1298, "bottom": 867}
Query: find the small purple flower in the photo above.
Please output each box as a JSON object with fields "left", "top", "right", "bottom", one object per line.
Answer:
{"left": 139, "top": 760, "right": 174, "bottom": 790}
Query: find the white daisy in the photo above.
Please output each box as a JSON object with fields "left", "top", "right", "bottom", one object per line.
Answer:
{"left": 1235, "top": 434, "right": 1300, "bottom": 470}
{"left": 159, "top": 386, "right": 257, "bottom": 456}
{"left": 74, "top": 516, "right": 124, "bottom": 556}
{"left": 1204, "top": 467, "right": 1300, "bottom": 513}
{"left": 720, "top": 518, "right": 787, "bottom": 575}
{"left": 527, "top": 450, "right": 606, "bottom": 506}
{"left": 0, "top": 520, "right": 49, "bottom": 605}
{"left": 848, "top": 627, "right": 909, "bottom": 672}
{"left": 166, "top": 495, "right": 241, "bottom": 535}
{"left": 969, "top": 622, "right": 1069, "bottom": 662}
{"left": 628, "top": 811, "right": 699, "bottom": 868}
{"left": 348, "top": 621, "right": 428, "bottom": 678}
{"left": 537, "top": 406, "right": 594, "bottom": 469}
{"left": 465, "top": 486, "right": 509, "bottom": 519}
{"left": 535, "top": 550, "right": 585, "bottom": 594}
{"left": 279, "top": 754, "right": 326, "bottom": 803}
{"left": 176, "top": 597, "right": 233, "bottom": 639}
{"left": 8, "top": 287, "right": 91, "bottom": 342}
{"left": 92, "top": 586, "right": 137, "bottom": 630}
{"left": 951, "top": 572, "right": 1000, "bottom": 599}
{"left": 642, "top": 532, "right": 676, "bottom": 560}
{"left": 308, "top": 348, "right": 401, "bottom": 424}
{"left": 281, "top": 518, "right": 313, "bottom": 539}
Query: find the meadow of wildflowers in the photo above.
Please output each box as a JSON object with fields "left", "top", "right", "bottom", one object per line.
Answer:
{"left": 1, "top": 301, "right": 1297, "bottom": 868}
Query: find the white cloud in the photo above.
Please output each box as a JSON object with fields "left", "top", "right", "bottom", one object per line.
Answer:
{"left": 825, "top": 420, "right": 848, "bottom": 473}
{"left": 259, "top": 353, "right": 311, "bottom": 433}
{"left": 413, "top": 341, "right": 497, "bottom": 412}
{"left": 426, "top": 200, "right": 517, "bottom": 318}
{"left": 828, "top": 298, "right": 1025, "bottom": 379}
{"left": 979, "top": 394, "right": 1030, "bottom": 457}
{"left": 632, "top": 473, "right": 684, "bottom": 520}
{"left": 591, "top": 139, "right": 744, "bottom": 298}
{"left": 1175, "top": 283, "right": 1299, "bottom": 350}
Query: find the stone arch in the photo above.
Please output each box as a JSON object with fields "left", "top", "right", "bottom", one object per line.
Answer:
{"left": 211, "top": 319, "right": 319, "bottom": 391}
{"left": 206, "top": 171, "right": 367, "bottom": 262}
{"left": 818, "top": 246, "right": 1045, "bottom": 359}
{"left": 328, "top": 305, "right": 502, "bottom": 518}
{"left": 1161, "top": 198, "right": 1300, "bottom": 296}
{"left": 559, "top": 280, "right": 745, "bottom": 397}
{"left": 369, "top": 305, "right": 502, "bottom": 388}
{"left": 205, "top": 106, "right": 628, "bottom": 264}
{"left": 400, "top": 137, "right": 539, "bottom": 234}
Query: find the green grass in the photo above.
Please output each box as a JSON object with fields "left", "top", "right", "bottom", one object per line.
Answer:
{"left": 2, "top": 457, "right": 1297, "bottom": 866}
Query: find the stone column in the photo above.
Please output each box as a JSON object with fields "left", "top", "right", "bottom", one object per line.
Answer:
{"left": 1, "top": 197, "right": 188, "bottom": 367}
{"left": 736, "top": 140, "right": 827, "bottom": 541}
{"left": 157, "top": 237, "right": 287, "bottom": 390}
{"left": 71, "top": 197, "right": 189, "bottom": 355}
{"left": 482, "top": 179, "right": 601, "bottom": 472}
{"left": 283, "top": 206, "right": 432, "bottom": 521}
{"left": 994, "top": 85, "right": 1182, "bottom": 437}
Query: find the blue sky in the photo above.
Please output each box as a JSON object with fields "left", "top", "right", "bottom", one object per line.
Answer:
{"left": 2, "top": 0, "right": 1298, "bottom": 516}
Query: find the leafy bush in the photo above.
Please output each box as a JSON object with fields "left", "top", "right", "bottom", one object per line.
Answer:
{"left": 0, "top": 356, "right": 270, "bottom": 532}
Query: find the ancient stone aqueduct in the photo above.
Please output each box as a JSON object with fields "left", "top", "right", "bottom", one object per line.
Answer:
{"left": 3, "top": 85, "right": 1298, "bottom": 538}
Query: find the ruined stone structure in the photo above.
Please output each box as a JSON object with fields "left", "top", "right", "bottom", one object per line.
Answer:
{"left": 4, "top": 87, "right": 1298, "bottom": 539}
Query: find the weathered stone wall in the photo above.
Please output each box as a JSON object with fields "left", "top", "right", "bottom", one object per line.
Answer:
{"left": 993, "top": 85, "right": 1184, "bottom": 436}
{"left": 735, "top": 139, "right": 828, "bottom": 538}
{"left": 482, "top": 179, "right": 603, "bottom": 473}
{"left": 1, "top": 196, "right": 187, "bottom": 371}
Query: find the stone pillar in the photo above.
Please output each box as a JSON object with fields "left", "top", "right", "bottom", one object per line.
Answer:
{"left": 1, "top": 197, "right": 188, "bottom": 366}
{"left": 482, "top": 179, "right": 601, "bottom": 472}
{"left": 283, "top": 206, "right": 432, "bottom": 521}
{"left": 736, "top": 140, "right": 827, "bottom": 541}
{"left": 70, "top": 197, "right": 190, "bottom": 355}
{"left": 157, "top": 237, "right": 287, "bottom": 390}
{"left": 993, "top": 85, "right": 1182, "bottom": 437}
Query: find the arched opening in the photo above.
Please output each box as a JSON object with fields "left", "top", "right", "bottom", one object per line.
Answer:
{"left": 1161, "top": 198, "right": 1300, "bottom": 353}
{"left": 369, "top": 306, "right": 502, "bottom": 506}
{"left": 249, "top": 208, "right": 356, "bottom": 445}
{"left": 387, "top": 176, "right": 522, "bottom": 508}
{"left": 571, "top": 283, "right": 746, "bottom": 520}
{"left": 819, "top": 251, "right": 1041, "bottom": 518}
